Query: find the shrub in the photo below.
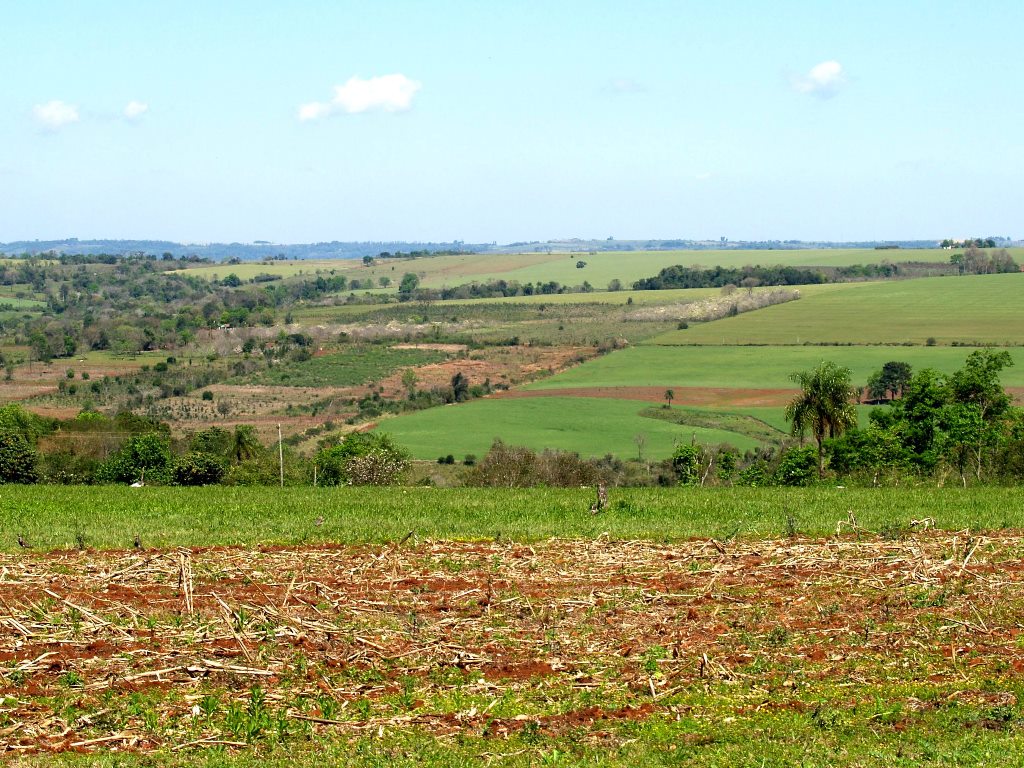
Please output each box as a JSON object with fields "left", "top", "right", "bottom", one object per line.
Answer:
{"left": 774, "top": 445, "right": 818, "bottom": 486}
{"left": 314, "top": 432, "right": 409, "bottom": 486}
{"left": 173, "top": 452, "right": 227, "bottom": 486}
{"left": 96, "top": 434, "right": 172, "bottom": 484}
{"left": 0, "top": 432, "right": 40, "bottom": 484}
{"left": 202, "top": 390, "right": 214, "bottom": 401}
{"left": 671, "top": 444, "right": 702, "bottom": 486}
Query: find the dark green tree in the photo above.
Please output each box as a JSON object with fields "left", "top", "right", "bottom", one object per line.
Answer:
{"left": 173, "top": 452, "right": 227, "bottom": 486}
{"left": 0, "top": 432, "right": 40, "bottom": 484}
{"left": 451, "top": 372, "right": 470, "bottom": 403}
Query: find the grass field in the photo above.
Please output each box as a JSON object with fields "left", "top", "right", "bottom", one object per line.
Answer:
{"left": 528, "top": 345, "right": 1024, "bottom": 391}
{"left": 174, "top": 247, "right": 1023, "bottom": 294}
{"left": 377, "top": 396, "right": 762, "bottom": 459}
{"left": 411, "top": 248, "right": 982, "bottom": 291}
{"left": 651, "top": 273, "right": 1024, "bottom": 346}
{"left": 2, "top": 485, "right": 1023, "bottom": 551}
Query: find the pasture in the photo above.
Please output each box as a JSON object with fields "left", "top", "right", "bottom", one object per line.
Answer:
{"left": 411, "top": 248, "right": 970, "bottom": 290}
{"left": 377, "top": 396, "right": 762, "bottom": 459}
{"left": 527, "top": 345, "right": 1024, "bottom": 391}
{"left": 652, "top": 273, "right": 1024, "bottom": 346}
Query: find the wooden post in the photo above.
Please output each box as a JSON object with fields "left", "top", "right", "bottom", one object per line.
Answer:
{"left": 278, "top": 423, "right": 284, "bottom": 487}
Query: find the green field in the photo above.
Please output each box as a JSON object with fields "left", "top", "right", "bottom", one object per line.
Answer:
{"left": 528, "top": 345, "right": 1024, "bottom": 391}
{"left": 378, "top": 396, "right": 762, "bottom": 459}
{"left": 652, "top": 273, "right": 1024, "bottom": 346}
{"left": 173, "top": 247, "right": 1020, "bottom": 294}
{"left": 2, "top": 485, "right": 1023, "bottom": 551}
{"left": 413, "top": 248, "right": 978, "bottom": 290}
{"left": 246, "top": 346, "right": 447, "bottom": 387}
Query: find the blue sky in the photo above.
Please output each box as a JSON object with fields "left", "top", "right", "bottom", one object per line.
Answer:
{"left": 3, "top": 1, "right": 1021, "bottom": 243}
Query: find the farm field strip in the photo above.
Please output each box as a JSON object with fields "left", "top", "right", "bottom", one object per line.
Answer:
{"left": 412, "top": 249, "right": 975, "bottom": 290}
{"left": 2, "top": 532, "right": 1022, "bottom": 762}
{"left": 376, "top": 396, "right": 763, "bottom": 458}
{"left": 527, "top": 345, "right": 1024, "bottom": 391}
{"left": 4, "top": 486, "right": 1024, "bottom": 553}
{"left": 651, "top": 273, "right": 1024, "bottom": 346}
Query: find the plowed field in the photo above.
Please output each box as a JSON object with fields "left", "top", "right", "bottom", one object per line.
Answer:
{"left": 2, "top": 531, "right": 1023, "bottom": 761}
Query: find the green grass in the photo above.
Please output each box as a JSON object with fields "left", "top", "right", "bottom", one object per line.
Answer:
{"left": 528, "top": 344, "right": 1024, "bottom": 390}
{"left": 413, "top": 248, "right": 986, "bottom": 291}
{"left": 651, "top": 273, "right": 1024, "bottom": 346}
{"left": 246, "top": 346, "right": 447, "bottom": 387}
{"left": 2, "top": 485, "right": 1024, "bottom": 552}
{"left": 377, "top": 396, "right": 761, "bottom": 458}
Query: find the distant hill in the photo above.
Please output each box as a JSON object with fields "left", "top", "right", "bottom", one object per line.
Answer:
{"left": 3, "top": 236, "right": 1018, "bottom": 261}
{"left": 0, "top": 239, "right": 485, "bottom": 261}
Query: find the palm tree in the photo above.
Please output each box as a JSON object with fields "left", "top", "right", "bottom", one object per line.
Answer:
{"left": 785, "top": 361, "right": 858, "bottom": 477}
{"left": 664, "top": 389, "right": 675, "bottom": 408}
{"left": 231, "top": 425, "right": 262, "bottom": 463}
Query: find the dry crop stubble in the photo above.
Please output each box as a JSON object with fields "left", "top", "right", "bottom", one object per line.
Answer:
{"left": 1, "top": 531, "right": 1023, "bottom": 761}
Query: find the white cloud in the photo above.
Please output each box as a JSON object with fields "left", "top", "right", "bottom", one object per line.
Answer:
{"left": 298, "top": 74, "right": 421, "bottom": 121}
{"left": 32, "top": 100, "right": 80, "bottom": 129}
{"left": 604, "top": 77, "right": 645, "bottom": 94}
{"left": 694, "top": 171, "right": 713, "bottom": 181}
{"left": 123, "top": 100, "right": 149, "bottom": 120}
{"left": 793, "top": 60, "right": 845, "bottom": 98}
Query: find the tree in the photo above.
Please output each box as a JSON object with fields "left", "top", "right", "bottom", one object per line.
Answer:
{"left": 866, "top": 371, "right": 888, "bottom": 402}
{"left": 785, "top": 361, "right": 858, "bottom": 476}
{"left": 451, "top": 371, "right": 470, "bottom": 402}
{"left": 878, "top": 361, "right": 913, "bottom": 400}
{"left": 231, "top": 425, "right": 263, "bottom": 463}
{"left": 314, "top": 432, "right": 408, "bottom": 486}
{"left": 0, "top": 432, "right": 40, "bottom": 484}
{"left": 671, "top": 444, "right": 701, "bottom": 485}
{"left": 664, "top": 389, "right": 675, "bottom": 408}
{"left": 398, "top": 272, "right": 419, "bottom": 299}
{"left": 173, "top": 452, "right": 226, "bottom": 486}
{"left": 401, "top": 369, "right": 418, "bottom": 396}
{"left": 96, "top": 434, "right": 172, "bottom": 484}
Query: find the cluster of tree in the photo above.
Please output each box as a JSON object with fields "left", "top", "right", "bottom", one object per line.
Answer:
{"left": 941, "top": 238, "right": 998, "bottom": 249}
{"left": 0, "top": 407, "right": 276, "bottom": 485}
{"left": 949, "top": 246, "right": 1018, "bottom": 275}
{"left": 632, "top": 264, "right": 827, "bottom": 291}
{"left": 0, "top": 404, "right": 416, "bottom": 487}
{"left": 775, "top": 352, "right": 1022, "bottom": 487}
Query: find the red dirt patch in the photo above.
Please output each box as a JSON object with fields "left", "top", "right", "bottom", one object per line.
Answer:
{"left": 494, "top": 385, "right": 800, "bottom": 408}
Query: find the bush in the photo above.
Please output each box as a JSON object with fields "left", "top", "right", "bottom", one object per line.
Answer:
{"left": 671, "top": 444, "right": 702, "bottom": 486}
{"left": 467, "top": 440, "right": 608, "bottom": 487}
{"left": 173, "top": 452, "right": 227, "bottom": 486}
{"left": 201, "top": 390, "right": 214, "bottom": 401}
{"left": 315, "top": 432, "right": 409, "bottom": 486}
{"left": 96, "top": 434, "right": 172, "bottom": 484}
{"left": 774, "top": 445, "right": 818, "bottom": 486}
{"left": 0, "top": 432, "right": 40, "bottom": 484}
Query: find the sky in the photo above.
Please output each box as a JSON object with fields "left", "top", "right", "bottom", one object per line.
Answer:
{"left": 2, "top": 0, "right": 1022, "bottom": 244}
